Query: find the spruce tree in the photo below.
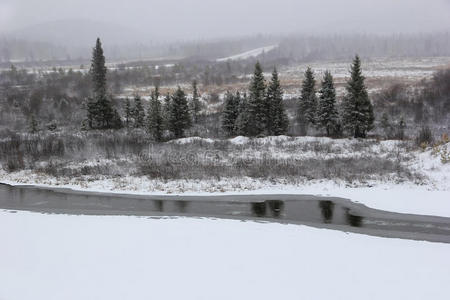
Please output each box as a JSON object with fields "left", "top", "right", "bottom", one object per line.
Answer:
{"left": 96, "top": 94, "right": 114, "bottom": 128}
{"left": 247, "top": 62, "right": 267, "bottom": 136}
{"left": 222, "top": 91, "right": 240, "bottom": 136}
{"left": 169, "top": 86, "right": 191, "bottom": 138}
{"left": 235, "top": 93, "right": 250, "bottom": 136}
{"left": 317, "top": 71, "right": 339, "bottom": 137}
{"left": 162, "top": 93, "right": 172, "bottom": 131}
{"left": 91, "top": 38, "right": 107, "bottom": 99}
{"left": 266, "top": 68, "right": 288, "bottom": 135}
{"left": 87, "top": 38, "right": 116, "bottom": 129}
{"left": 190, "top": 80, "right": 201, "bottom": 124}
{"left": 110, "top": 108, "right": 123, "bottom": 129}
{"left": 147, "top": 86, "right": 163, "bottom": 141}
{"left": 125, "top": 98, "right": 132, "bottom": 127}
{"left": 86, "top": 97, "right": 98, "bottom": 129}
{"left": 132, "top": 95, "right": 145, "bottom": 128}
{"left": 29, "top": 114, "right": 39, "bottom": 134}
{"left": 342, "top": 55, "right": 374, "bottom": 138}
{"left": 297, "top": 67, "right": 317, "bottom": 135}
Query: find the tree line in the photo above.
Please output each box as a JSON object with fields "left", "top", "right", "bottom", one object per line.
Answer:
{"left": 221, "top": 55, "right": 374, "bottom": 138}
{"left": 87, "top": 38, "right": 375, "bottom": 140}
{"left": 87, "top": 38, "right": 202, "bottom": 140}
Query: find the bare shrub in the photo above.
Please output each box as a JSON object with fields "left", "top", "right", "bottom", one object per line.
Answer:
{"left": 415, "top": 126, "right": 433, "bottom": 147}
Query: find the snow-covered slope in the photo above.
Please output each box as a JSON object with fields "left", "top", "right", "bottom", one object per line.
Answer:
{"left": 1, "top": 211, "right": 449, "bottom": 300}
{"left": 216, "top": 45, "right": 278, "bottom": 62}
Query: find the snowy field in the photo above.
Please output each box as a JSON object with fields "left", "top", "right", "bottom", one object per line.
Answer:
{"left": 282, "top": 56, "right": 450, "bottom": 81}
{"left": 1, "top": 210, "right": 449, "bottom": 300}
{"left": 216, "top": 45, "right": 278, "bottom": 62}
{"left": 119, "top": 55, "right": 450, "bottom": 99}
{"left": 278, "top": 56, "right": 450, "bottom": 96}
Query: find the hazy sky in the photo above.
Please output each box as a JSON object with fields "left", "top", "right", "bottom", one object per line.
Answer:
{"left": 1, "top": 0, "right": 450, "bottom": 39}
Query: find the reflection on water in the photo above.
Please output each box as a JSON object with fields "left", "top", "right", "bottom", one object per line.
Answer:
{"left": 319, "top": 201, "right": 335, "bottom": 223}
{"left": 345, "top": 208, "right": 364, "bottom": 227}
{"left": 251, "top": 202, "right": 267, "bottom": 217}
{"left": 175, "top": 201, "right": 188, "bottom": 213}
{"left": 267, "top": 200, "right": 284, "bottom": 218}
{"left": 251, "top": 200, "right": 284, "bottom": 218}
{"left": 154, "top": 200, "right": 164, "bottom": 212}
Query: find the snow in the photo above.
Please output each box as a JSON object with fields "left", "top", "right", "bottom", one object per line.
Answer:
{"left": 155, "top": 63, "right": 175, "bottom": 70}
{"left": 0, "top": 210, "right": 449, "bottom": 300}
{"left": 171, "top": 136, "right": 215, "bottom": 144}
{"left": 229, "top": 135, "right": 250, "bottom": 144}
{"left": 216, "top": 45, "right": 278, "bottom": 62}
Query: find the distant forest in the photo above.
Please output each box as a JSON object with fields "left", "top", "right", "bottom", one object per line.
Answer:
{"left": 1, "top": 32, "right": 450, "bottom": 64}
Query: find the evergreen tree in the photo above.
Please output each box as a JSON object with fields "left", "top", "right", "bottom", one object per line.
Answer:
{"left": 247, "top": 62, "right": 267, "bottom": 136}
{"left": 297, "top": 67, "right": 317, "bottom": 135}
{"left": 169, "top": 87, "right": 191, "bottom": 138}
{"left": 147, "top": 86, "right": 163, "bottom": 141}
{"left": 96, "top": 94, "right": 115, "bottom": 128}
{"left": 86, "top": 97, "right": 97, "bottom": 129}
{"left": 29, "top": 114, "right": 39, "bottom": 134}
{"left": 87, "top": 38, "right": 117, "bottom": 129}
{"left": 342, "top": 55, "right": 375, "bottom": 138}
{"left": 222, "top": 91, "right": 240, "bottom": 136}
{"left": 91, "top": 38, "right": 107, "bottom": 99}
{"left": 190, "top": 80, "right": 201, "bottom": 124}
{"left": 132, "top": 95, "right": 145, "bottom": 128}
{"left": 317, "top": 71, "right": 339, "bottom": 137}
{"left": 162, "top": 93, "right": 172, "bottom": 131}
{"left": 125, "top": 98, "right": 132, "bottom": 127}
{"left": 266, "top": 68, "right": 288, "bottom": 135}
{"left": 235, "top": 93, "right": 250, "bottom": 136}
{"left": 110, "top": 108, "right": 123, "bottom": 129}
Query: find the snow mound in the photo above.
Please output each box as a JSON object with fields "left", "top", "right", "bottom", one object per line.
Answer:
{"left": 171, "top": 137, "right": 214, "bottom": 144}
{"left": 216, "top": 45, "right": 278, "bottom": 62}
{"left": 229, "top": 136, "right": 250, "bottom": 144}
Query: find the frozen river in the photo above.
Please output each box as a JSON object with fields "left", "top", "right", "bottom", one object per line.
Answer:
{"left": 1, "top": 183, "right": 450, "bottom": 243}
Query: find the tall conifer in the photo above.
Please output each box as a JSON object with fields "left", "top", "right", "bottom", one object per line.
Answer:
{"left": 342, "top": 55, "right": 374, "bottom": 138}
{"left": 222, "top": 91, "right": 240, "bottom": 136}
{"left": 247, "top": 62, "right": 267, "bottom": 136}
{"left": 133, "top": 95, "right": 145, "bottom": 128}
{"left": 87, "top": 38, "right": 117, "bottom": 129}
{"left": 169, "top": 87, "right": 191, "bottom": 138}
{"left": 235, "top": 93, "right": 250, "bottom": 136}
{"left": 317, "top": 71, "right": 339, "bottom": 137}
{"left": 266, "top": 68, "right": 288, "bottom": 135}
{"left": 297, "top": 67, "right": 317, "bottom": 134}
{"left": 147, "top": 86, "right": 163, "bottom": 141}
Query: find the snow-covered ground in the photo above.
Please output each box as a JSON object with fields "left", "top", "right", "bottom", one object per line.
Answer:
{"left": 1, "top": 210, "right": 449, "bottom": 300}
{"left": 282, "top": 56, "right": 450, "bottom": 81}
{"left": 216, "top": 45, "right": 278, "bottom": 62}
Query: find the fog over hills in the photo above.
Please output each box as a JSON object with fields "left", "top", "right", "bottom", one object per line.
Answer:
{"left": 2, "top": 0, "right": 450, "bottom": 39}
{"left": 1, "top": 0, "right": 450, "bottom": 62}
{"left": 7, "top": 19, "right": 150, "bottom": 47}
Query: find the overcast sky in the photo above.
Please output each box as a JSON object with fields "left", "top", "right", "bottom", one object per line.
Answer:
{"left": 1, "top": 0, "right": 450, "bottom": 40}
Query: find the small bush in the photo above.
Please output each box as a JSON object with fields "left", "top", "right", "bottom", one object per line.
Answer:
{"left": 415, "top": 126, "right": 433, "bottom": 147}
{"left": 5, "top": 154, "right": 25, "bottom": 172}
